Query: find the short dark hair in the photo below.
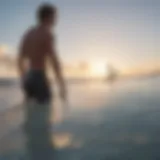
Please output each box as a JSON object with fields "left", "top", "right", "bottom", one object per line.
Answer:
{"left": 37, "top": 3, "right": 56, "bottom": 22}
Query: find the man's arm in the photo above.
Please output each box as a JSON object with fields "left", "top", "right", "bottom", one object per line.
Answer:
{"left": 47, "top": 34, "right": 66, "bottom": 100}
{"left": 17, "top": 37, "right": 27, "bottom": 79}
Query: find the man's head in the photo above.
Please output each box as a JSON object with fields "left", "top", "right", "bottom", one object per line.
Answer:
{"left": 37, "top": 4, "right": 57, "bottom": 28}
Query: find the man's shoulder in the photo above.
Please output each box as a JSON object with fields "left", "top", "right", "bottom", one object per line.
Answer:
{"left": 22, "top": 26, "right": 35, "bottom": 39}
{"left": 44, "top": 30, "right": 54, "bottom": 38}
{"left": 43, "top": 30, "right": 55, "bottom": 44}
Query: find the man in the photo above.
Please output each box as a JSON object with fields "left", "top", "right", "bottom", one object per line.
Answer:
{"left": 17, "top": 4, "right": 66, "bottom": 159}
{"left": 18, "top": 4, "right": 66, "bottom": 104}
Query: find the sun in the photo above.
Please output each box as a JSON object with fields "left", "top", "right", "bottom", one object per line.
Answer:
{"left": 90, "top": 62, "right": 108, "bottom": 77}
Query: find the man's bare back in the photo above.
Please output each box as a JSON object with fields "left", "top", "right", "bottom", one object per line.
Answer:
{"left": 21, "top": 26, "right": 53, "bottom": 71}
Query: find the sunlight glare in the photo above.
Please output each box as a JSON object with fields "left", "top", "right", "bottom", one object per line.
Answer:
{"left": 90, "top": 62, "right": 108, "bottom": 77}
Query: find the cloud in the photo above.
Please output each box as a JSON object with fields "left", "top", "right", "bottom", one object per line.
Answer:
{"left": 0, "top": 44, "right": 10, "bottom": 57}
{"left": 0, "top": 44, "right": 16, "bottom": 68}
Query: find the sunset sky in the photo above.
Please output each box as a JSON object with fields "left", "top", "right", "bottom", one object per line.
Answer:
{"left": 0, "top": 0, "right": 159, "bottom": 77}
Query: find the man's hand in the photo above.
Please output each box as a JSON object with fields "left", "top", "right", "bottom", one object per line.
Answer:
{"left": 60, "top": 85, "right": 67, "bottom": 102}
{"left": 60, "top": 86, "right": 69, "bottom": 118}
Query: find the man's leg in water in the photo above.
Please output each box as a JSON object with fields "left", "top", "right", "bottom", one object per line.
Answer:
{"left": 23, "top": 71, "right": 54, "bottom": 160}
{"left": 25, "top": 101, "right": 54, "bottom": 160}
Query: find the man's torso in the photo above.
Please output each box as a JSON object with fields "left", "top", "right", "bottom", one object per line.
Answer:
{"left": 22, "top": 26, "right": 52, "bottom": 71}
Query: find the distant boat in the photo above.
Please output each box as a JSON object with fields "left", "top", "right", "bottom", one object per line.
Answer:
{"left": 106, "top": 65, "right": 118, "bottom": 82}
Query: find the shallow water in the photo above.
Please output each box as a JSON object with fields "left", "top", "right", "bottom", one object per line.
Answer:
{"left": 0, "top": 77, "right": 160, "bottom": 160}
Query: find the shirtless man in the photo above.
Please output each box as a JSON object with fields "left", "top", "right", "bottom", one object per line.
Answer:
{"left": 18, "top": 4, "right": 66, "bottom": 103}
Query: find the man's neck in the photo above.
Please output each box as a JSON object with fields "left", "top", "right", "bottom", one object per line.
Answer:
{"left": 38, "top": 23, "right": 51, "bottom": 31}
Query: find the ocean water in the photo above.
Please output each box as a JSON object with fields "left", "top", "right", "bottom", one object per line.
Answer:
{"left": 0, "top": 77, "right": 160, "bottom": 160}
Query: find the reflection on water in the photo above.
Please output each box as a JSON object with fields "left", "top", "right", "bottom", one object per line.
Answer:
{"left": 53, "top": 133, "right": 73, "bottom": 149}
{"left": 0, "top": 77, "right": 160, "bottom": 160}
{"left": 24, "top": 102, "right": 54, "bottom": 160}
